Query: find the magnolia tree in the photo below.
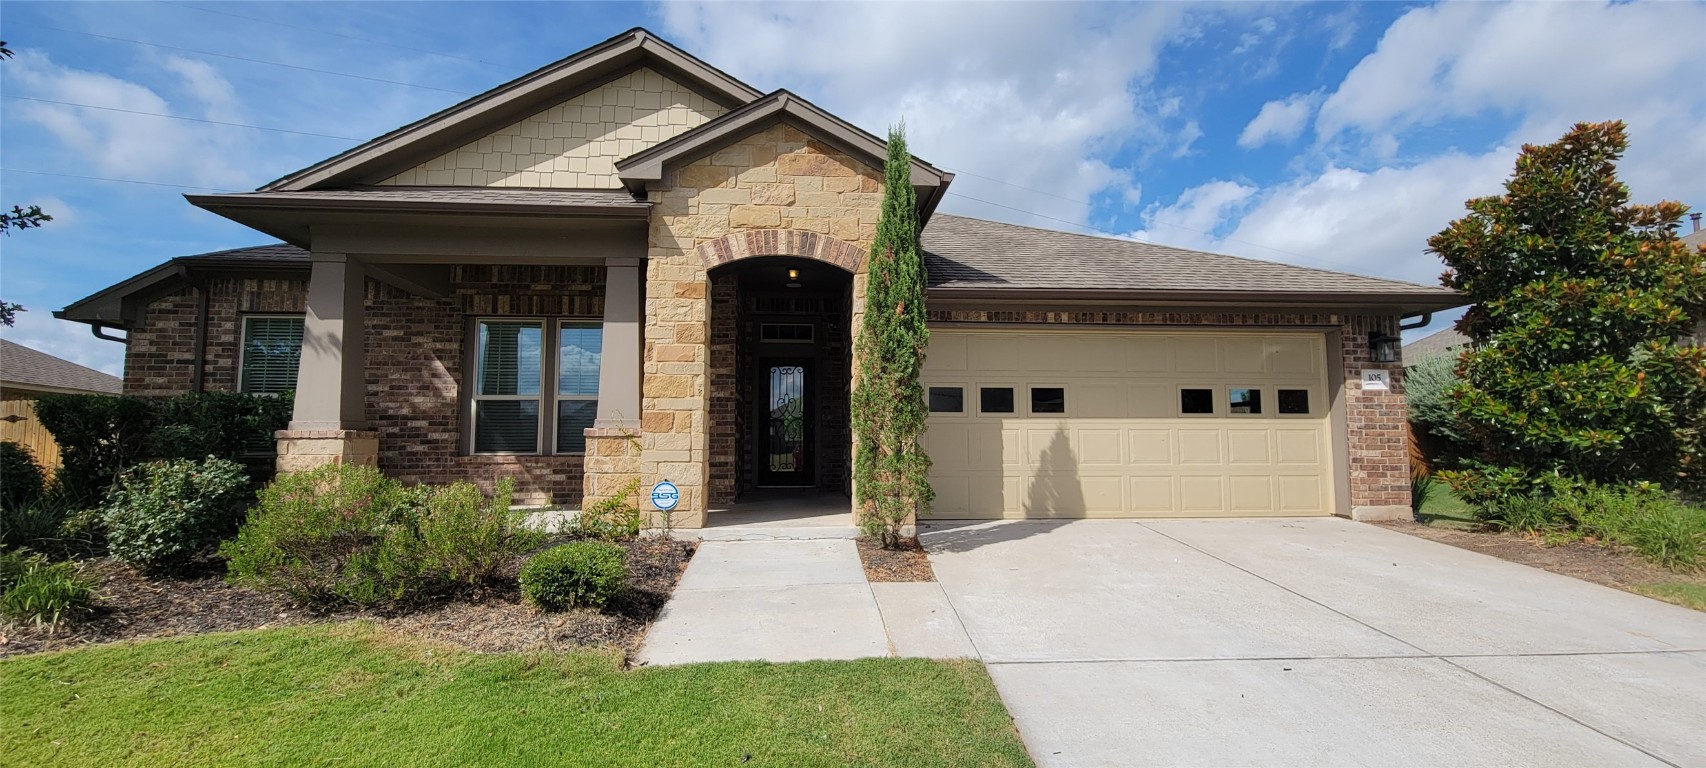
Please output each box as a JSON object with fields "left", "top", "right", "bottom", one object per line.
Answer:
{"left": 1431, "top": 121, "right": 1706, "bottom": 500}
{"left": 851, "top": 126, "right": 933, "bottom": 548}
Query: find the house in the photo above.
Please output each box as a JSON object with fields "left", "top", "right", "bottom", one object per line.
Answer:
{"left": 1401, "top": 327, "right": 1470, "bottom": 366}
{"left": 0, "top": 338, "right": 123, "bottom": 470}
{"left": 56, "top": 28, "right": 1464, "bottom": 526}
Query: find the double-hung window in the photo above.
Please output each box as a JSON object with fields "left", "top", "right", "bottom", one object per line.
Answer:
{"left": 471, "top": 319, "right": 601, "bottom": 455}
{"left": 239, "top": 316, "right": 305, "bottom": 395}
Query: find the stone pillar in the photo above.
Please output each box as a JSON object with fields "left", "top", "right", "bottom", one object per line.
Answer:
{"left": 275, "top": 252, "right": 378, "bottom": 472}
{"left": 582, "top": 257, "right": 644, "bottom": 509}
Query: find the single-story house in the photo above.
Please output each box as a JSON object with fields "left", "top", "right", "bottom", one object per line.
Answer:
{"left": 58, "top": 28, "right": 1464, "bottom": 527}
{"left": 1401, "top": 327, "right": 1471, "bottom": 366}
{"left": 0, "top": 338, "right": 124, "bottom": 470}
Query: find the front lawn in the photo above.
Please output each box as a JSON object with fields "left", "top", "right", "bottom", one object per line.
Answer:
{"left": 0, "top": 623, "right": 1030, "bottom": 767}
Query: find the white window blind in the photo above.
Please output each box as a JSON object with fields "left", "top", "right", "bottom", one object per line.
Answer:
{"left": 474, "top": 320, "right": 543, "bottom": 453}
{"left": 240, "top": 316, "right": 304, "bottom": 395}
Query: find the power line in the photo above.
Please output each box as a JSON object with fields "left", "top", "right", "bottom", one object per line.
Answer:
{"left": 7, "top": 96, "right": 363, "bottom": 141}
{"left": 1, "top": 168, "right": 239, "bottom": 192}
{"left": 157, "top": 1, "right": 509, "bottom": 70}
{"left": 943, "top": 167, "right": 1093, "bottom": 206}
{"left": 14, "top": 23, "right": 476, "bottom": 96}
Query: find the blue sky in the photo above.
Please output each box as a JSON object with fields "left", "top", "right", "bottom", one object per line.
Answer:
{"left": 4, "top": 1, "right": 1704, "bottom": 375}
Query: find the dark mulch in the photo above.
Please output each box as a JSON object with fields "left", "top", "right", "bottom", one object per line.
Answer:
{"left": 856, "top": 537, "right": 935, "bottom": 582}
{"left": 0, "top": 539, "right": 695, "bottom": 660}
{"left": 1377, "top": 521, "right": 1706, "bottom": 593}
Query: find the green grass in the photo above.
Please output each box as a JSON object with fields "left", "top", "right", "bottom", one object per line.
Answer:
{"left": 1634, "top": 582, "right": 1706, "bottom": 612}
{"left": 1, "top": 623, "right": 1031, "bottom": 767}
{"left": 1416, "top": 481, "right": 1477, "bottom": 528}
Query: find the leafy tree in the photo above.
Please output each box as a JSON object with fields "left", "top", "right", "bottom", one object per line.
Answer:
{"left": 851, "top": 125, "right": 933, "bottom": 548}
{"left": 1431, "top": 121, "right": 1706, "bottom": 498}
{"left": 1405, "top": 353, "right": 1470, "bottom": 462}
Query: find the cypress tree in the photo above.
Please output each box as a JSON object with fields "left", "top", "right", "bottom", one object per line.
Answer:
{"left": 852, "top": 125, "right": 933, "bottom": 548}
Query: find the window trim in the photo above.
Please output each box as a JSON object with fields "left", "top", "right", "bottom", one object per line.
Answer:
{"left": 1178, "top": 385, "right": 1217, "bottom": 417}
{"left": 926, "top": 383, "right": 967, "bottom": 416}
{"left": 1227, "top": 386, "right": 1266, "bottom": 417}
{"left": 237, "top": 314, "right": 305, "bottom": 396}
{"left": 1275, "top": 387, "right": 1317, "bottom": 418}
{"left": 464, "top": 316, "right": 603, "bottom": 457}
{"left": 1026, "top": 384, "right": 1068, "bottom": 416}
{"left": 976, "top": 384, "right": 1017, "bottom": 416}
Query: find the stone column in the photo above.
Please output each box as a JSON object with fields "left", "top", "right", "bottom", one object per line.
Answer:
{"left": 275, "top": 252, "right": 378, "bottom": 472}
{"left": 582, "top": 257, "right": 644, "bottom": 509}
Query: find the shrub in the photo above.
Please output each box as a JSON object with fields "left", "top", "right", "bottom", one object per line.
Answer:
{"left": 1, "top": 495, "right": 84, "bottom": 554}
{"left": 417, "top": 479, "right": 544, "bottom": 587}
{"left": 1, "top": 440, "right": 45, "bottom": 511}
{"left": 102, "top": 457, "right": 252, "bottom": 571}
{"left": 520, "top": 541, "right": 627, "bottom": 611}
{"left": 1410, "top": 473, "right": 1435, "bottom": 515}
{"left": 0, "top": 551, "right": 96, "bottom": 628}
{"left": 150, "top": 390, "right": 294, "bottom": 462}
{"left": 1481, "top": 495, "right": 1566, "bottom": 533}
{"left": 225, "top": 465, "right": 541, "bottom": 607}
{"left": 1551, "top": 483, "right": 1704, "bottom": 570}
{"left": 574, "top": 477, "right": 643, "bottom": 540}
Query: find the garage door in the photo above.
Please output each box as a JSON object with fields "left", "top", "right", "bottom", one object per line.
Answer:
{"left": 920, "top": 329, "right": 1333, "bottom": 519}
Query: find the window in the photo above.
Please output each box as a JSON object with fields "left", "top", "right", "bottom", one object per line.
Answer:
{"left": 556, "top": 322, "right": 602, "bottom": 453}
{"left": 979, "top": 386, "right": 1015, "bottom": 414}
{"left": 928, "top": 386, "right": 964, "bottom": 413}
{"left": 239, "top": 316, "right": 304, "bottom": 395}
{"left": 1030, "top": 387, "right": 1066, "bottom": 414}
{"left": 473, "top": 320, "right": 543, "bottom": 453}
{"left": 1277, "top": 389, "right": 1311, "bottom": 415}
{"left": 759, "top": 323, "right": 814, "bottom": 343}
{"left": 1229, "top": 387, "right": 1263, "bottom": 415}
{"left": 1180, "top": 388, "right": 1214, "bottom": 414}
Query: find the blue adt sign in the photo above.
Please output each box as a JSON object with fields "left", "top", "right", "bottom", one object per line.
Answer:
{"left": 650, "top": 480, "right": 681, "bottom": 511}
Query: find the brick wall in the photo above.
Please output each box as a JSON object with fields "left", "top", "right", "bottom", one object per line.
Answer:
{"left": 927, "top": 307, "right": 1410, "bottom": 514}
{"left": 123, "top": 277, "right": 308, "bottom": 396}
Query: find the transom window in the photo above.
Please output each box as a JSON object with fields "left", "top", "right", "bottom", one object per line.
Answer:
{"left": 471, "top": 319, "right": 601, "bottom": 455}
{"left": 239, "top": 316, "right": 304, "bottom": 395}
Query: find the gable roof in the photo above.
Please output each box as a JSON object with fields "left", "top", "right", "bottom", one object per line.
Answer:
{"left": 261, "top": 28, "right": 763, "bottom": 191}
{"left": 922, "top": 214, "right": 1464, "bottom": 310}
{"left": 0, "top": 339, "right": 122, "bottom": 395}
{"left": 1684, "top": 227, "right": 1706, "bottom": 250}
{"left": 615, "top": 89, "right": 951, "bottom": 196}
{"left": 1402, "top": 327, "right": 1471, "bottom": 363}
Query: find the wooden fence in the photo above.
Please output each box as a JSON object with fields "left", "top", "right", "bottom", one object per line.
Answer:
{"left": 1, "top": 397, "right": 61, "bottom": 472}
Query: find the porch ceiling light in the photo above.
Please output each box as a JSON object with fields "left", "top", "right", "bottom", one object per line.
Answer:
{"left": 1367, "top": 330, "right": 1402, "bottom": 364}
{"left": 786, "top": 268, "right": 801, "bottom": 289}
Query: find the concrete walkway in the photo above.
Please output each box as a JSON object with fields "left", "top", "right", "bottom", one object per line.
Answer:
{"left": 635, "top": 539, "right": 975, "bottom": 665}
{"left": 923, "top": 518, "right": 1706, "bottom": 768}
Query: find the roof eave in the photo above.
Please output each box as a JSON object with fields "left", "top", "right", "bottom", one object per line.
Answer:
{"left": 185, "top": 193, "right": 652, "bottom": 220}
{"left": 926, "top": 286, "right": 1468, "bottom": 314}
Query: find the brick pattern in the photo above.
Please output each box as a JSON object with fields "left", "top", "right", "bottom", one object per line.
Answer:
{"left": 928, "top": 307, "right": 1410, "bottom": 513}
{"left": 707, "top": 273, "right": 740, "bottom": 504}
{"left": 123, "top": 278, "right": 308, "bottom": 397}
{"left": 378, "top": 68, "right": 725, "bottom": 189}
{"left": 695, "top": 229, "right": 864, "bottom": 272}
{"left": 639, "top": 123, "right": 885, "bottom": 526}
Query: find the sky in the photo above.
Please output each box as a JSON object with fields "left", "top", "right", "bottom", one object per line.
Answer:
{"left": 3, "top": 0, "right": 1704, "bottom": 376}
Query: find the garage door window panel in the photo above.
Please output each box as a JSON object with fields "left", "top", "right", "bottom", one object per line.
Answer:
{"left": 928, "top": 385, "right": 966, "bottom": 415}
{"left": 1277, "top": 388, "right": 1312, "bottom": 416}
{"left": 1028, "top": 386, "right": 1067, "bottom": 415}
{"left": 1179, "top": 387, "right": 1215, "bottom": 416}
{"left": 1228, "top": 387, "right": 1264, "bottom": 415}
{"left": 979, "top": 386, "right": 1015, "bottom": 415}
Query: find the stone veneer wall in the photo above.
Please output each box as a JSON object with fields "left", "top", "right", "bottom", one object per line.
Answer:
{"left": 926, "top": 308, "right": 1411, "bottom": 515}
{"left": 123, "top": 278, "right": 308, "bottom": 396}
{"left": 641, "top": 123, "right": 884, "bottom": 526}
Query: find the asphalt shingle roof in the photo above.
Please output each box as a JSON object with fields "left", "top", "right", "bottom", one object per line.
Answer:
{"left": 922, "top": 214, "right": 1456, "bottom": 297}
{"left": 1402, "top": 327, "right": 1471, "bottom": 363}
{"left": 200, "top": 187, "right": 652, "bottom": 211}
{"left": 0, "top": 339, "right": 122, "bottom": 394}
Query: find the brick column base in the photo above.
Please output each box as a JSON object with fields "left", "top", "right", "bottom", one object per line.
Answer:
{"left": 275, "top": 429, "right": 379, "bottom": 474}
{"left": 1348, "top": 505, "right": 1413, "bottom": 522}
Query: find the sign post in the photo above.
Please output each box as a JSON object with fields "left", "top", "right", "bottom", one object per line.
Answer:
{"left": 650, "top": 480, "right": 680, "bottom": 512}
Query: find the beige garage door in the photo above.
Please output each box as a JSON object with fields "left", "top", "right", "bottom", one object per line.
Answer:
{"left": 920, "top": 329, "right": 1334, "bottom": 519}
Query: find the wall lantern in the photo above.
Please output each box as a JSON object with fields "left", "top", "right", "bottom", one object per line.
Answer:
{"left": 1367, "top": 330, "right": 1402, "bottom": 363}
{"left": 786, "top": 268, "right": 802, "bottom": 289}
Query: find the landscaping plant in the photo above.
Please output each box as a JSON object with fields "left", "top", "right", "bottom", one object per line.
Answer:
{"left": 575, "top": 477, "right": 644, "bottom": 540}
{"left": 0, "top": 440, "right": 45, "bottom": 511}
{"left": 1430, "top": 121, "right": 1706, "bottom": 500}
{"left": 851, "top": 124, "right": 933, "bottom": 548}
{"left": 101, "top": 457, "right": 252, "bottom": 572}
{"left": 416, "top": 478, "right": 543, "bottom": 587}
{"left": 519, "top": 540, "right": 627, "bottom": 611}
{"left": 0, "top": 550, "right": 95, "bottom": 629}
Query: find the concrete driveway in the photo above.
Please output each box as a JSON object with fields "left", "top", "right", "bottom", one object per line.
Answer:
{"left": 922, "top": 517, "right": 1706, "bottom": 768}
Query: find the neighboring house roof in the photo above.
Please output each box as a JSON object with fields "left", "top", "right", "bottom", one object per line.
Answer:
{"left": 1682, "top": 228, "right": 1706, "bottom": 250}
{"left": 262, "top": 28, "right": 764, "bottom": 191}
{"left": 1402, "top": 327, "right": 1471, "bottom": 364}
{"left": 0, "top": 339, "right": 122, "bottom": 395}
{"left": 922, "top": 215, "right": 1463, "bottom": 310}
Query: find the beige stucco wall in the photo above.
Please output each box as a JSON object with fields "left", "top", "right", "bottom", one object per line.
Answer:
{"left": 378, "top": 67, "right": 726, "bottom": 189}
{"left": 634, "top": 123, "right": 884, "bottom": 526}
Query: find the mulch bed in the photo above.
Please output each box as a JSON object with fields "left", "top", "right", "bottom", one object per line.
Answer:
{"left": 856, "top": 537, "right": 935, "bottom": 582}
{"left": 1377, "top": 521, "right": 1706, "bottom": 593}
{"left": 0, "top": 539, "right": 694, "bottom": 660}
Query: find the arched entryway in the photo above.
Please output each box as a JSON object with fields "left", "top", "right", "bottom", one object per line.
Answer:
{"left": 707, "top": 256, "right": 854, "bottom": 514}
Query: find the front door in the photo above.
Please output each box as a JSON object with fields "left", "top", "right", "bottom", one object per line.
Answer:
{"left": 760, "top": 359, "right": 813, "bottom": 486}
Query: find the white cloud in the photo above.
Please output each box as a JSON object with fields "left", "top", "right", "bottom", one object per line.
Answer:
{"left": 5, "top": 50, "right": 257, "bottom": 189}
{"left": 1127, "top": 180, "right": 1257, "bottom": 246}
{"left": 0, "top": 310, "right": 125, "bottom": 377}
{"left": 658, "top": 2, "right": 1210, "bottom": 228}
{"left": 1238, "top": 91, "right": 1317, "bottom": 149}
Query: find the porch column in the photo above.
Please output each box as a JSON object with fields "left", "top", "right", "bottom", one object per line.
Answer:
{"left": 275, "top": 252, "right": 379, "bottom": 472}
{"left": 580, "top": 257, "right": 644, "bottom": 510}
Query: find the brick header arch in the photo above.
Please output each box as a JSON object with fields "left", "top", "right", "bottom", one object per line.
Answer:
{"left": 696, "top": 229, "right": 863, "bottom": 273}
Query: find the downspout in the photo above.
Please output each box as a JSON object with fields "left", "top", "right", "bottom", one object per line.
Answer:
{"left": 176, "top": 264, "right": 210, "bottom": 394}
{"left": 90, "top": 323, "right": 129, "bottom": 343}
{"left": 1398, "top": 312, "right": 1432, "bottom": 332}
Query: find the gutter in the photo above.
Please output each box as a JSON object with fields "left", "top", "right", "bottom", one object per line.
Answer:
{"left": 926, "top": 286, "right": 1468, "bottom": 312}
